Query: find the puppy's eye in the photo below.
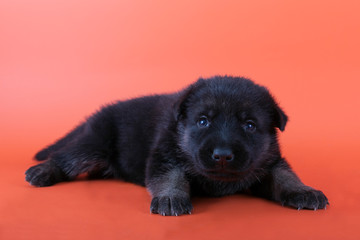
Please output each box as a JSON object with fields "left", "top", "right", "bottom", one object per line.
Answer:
{"left": 197, "top": 116, "right": 210, "bottom": 128}
{"left": 244, "top": 120, "right": 256, "bottom": 132}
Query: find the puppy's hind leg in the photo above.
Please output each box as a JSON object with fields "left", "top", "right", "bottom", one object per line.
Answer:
{"left": 26, "top": 146, "right": 114, "bottom": 187}
{"left": 26, "top": 120, "right": 116, "bottom": 187}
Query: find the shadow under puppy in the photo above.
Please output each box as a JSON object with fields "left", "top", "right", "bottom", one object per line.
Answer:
{"left": 25, "top": 76, "right": 329, "bottom": 216}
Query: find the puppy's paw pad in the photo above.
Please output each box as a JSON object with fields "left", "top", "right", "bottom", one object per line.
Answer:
{"left": 281, "top": 189, "right": 329, "bottom": 210}
{"left": 150, "top": 196, "right": 193, "bottom": 216}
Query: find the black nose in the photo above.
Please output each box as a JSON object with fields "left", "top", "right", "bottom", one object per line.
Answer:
{"left": 212, "top": 148, "right": 234, "bottom": 163}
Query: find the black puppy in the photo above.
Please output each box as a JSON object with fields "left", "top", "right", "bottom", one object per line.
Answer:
{"left": 26, "top": 76, "right": 328, "bottom": 216}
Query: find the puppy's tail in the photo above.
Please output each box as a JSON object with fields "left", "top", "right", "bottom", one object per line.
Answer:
{"left": 34, "top": 124, "right": 85, "bottom": 161}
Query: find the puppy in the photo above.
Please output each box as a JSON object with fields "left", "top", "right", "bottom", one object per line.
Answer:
{"left": 26, "top": 76, "right": 329, "bottom": 216}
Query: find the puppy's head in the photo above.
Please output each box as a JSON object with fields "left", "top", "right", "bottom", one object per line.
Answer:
{"left": 175, "top": 76, "right": 287, "bottom": 181}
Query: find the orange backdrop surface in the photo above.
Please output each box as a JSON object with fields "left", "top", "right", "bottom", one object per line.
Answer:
{"left": 1, "top": 0, "right": 359, "bottom": 239}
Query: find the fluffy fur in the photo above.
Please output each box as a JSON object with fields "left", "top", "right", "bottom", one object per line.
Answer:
{"left": 25, "top": 76, "right": 329, "bottom": 216}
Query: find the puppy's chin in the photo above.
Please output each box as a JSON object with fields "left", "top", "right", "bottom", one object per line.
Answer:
{"left": 204, "top": 172, "right": 245, "bottom": 182}
{"left": 195, "top": 164, "right": 254, "bottom": 182}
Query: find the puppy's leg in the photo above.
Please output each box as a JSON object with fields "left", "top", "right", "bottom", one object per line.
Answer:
{"left": 26, "top": 121, "right": 115, "bottom": 187}
{"left": 251, "top": 160, "right": 329, "bottom": 210}
{"left": 146, "top": 168, "right": 193, "bottom": 216}
{"left": 26, "top": 144, "right": 113, "bottom": 187}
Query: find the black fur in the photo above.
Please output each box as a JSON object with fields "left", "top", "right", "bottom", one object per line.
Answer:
{"left": 25, "top": 76, "right": 329, "bottom": 216}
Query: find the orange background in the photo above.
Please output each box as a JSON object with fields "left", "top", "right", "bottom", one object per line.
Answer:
{"left": 1, "top": 0, "right": 359, "bottom": 239}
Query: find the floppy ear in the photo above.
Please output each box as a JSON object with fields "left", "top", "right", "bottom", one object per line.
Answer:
{"left": 273, "top": 104, "right": 288, "bottom": 132}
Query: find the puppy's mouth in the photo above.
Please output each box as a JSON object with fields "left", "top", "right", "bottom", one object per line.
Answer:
{"left": 194, "top": 152, "right": 253, "bottom": 181}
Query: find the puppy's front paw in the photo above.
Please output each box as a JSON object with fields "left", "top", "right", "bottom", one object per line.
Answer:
{"left": 150, "top": 196, "right": 193, "bottom": 216}
{"left": 280, "top": 188, "right": 329, "bottom": 210}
